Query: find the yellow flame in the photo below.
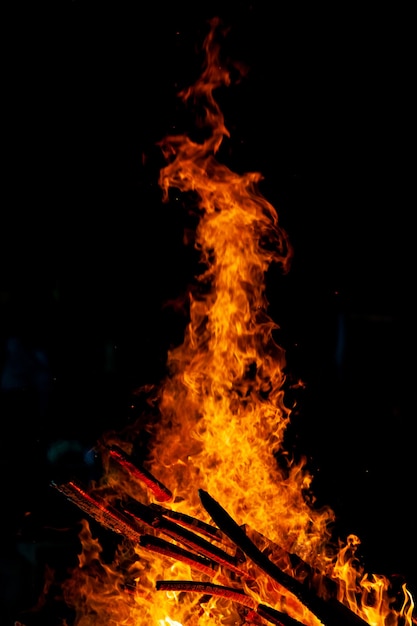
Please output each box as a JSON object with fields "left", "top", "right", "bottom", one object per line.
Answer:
{"left": 158, "top": 617, "right": 183, "bottom": 626}
{"left": 59, "top": 17, "right": 414, "bottom": 626}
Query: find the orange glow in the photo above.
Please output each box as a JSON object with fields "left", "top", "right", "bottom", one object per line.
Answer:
{"left": 57, "top": 17, "right": 415, "bottom": 626}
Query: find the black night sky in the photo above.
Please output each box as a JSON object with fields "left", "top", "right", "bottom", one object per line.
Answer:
{"left": 2, "top": 2, "right": 416, "bottom": 624}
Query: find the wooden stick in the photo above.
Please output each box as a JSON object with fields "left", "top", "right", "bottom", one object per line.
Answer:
{"left": 156, "top": 580, "right": 307, "bottom": 626}
{"left": 150, "top": 503, "right": 229, "bottom": 544}
{"left": 198, "top": 489, "right": 370, "bottom": 626}
{"left": 51, "top": 480, "right": 142, "bottom": 544}
{"left": 156, "top": 580, "right": 255, "bottom": 608}
{"left": 123, "top": 498, "right": 251, "bottom": 579}
{"left": 107, "top": 445, "right": 173, "bottom": 502}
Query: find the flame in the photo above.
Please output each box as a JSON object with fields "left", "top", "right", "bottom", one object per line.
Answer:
{"left": 57, "top": 17, "right": 414, "bottom": 626}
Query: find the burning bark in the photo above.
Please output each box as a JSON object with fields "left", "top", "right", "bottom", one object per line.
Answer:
{"left": 54, "top": 475, "right": 393, "bottom": 626}
{"left": 107, "top": 444, "right": 173, "bottom": 503}
{"left": 121, "top": 496, "right": 251, "bottom": 579}
{"left": 149, "top": 503, "right": 227, "bottom": 543}
{"left": 198, "top": 489, "right": 371, "bottom": 626}
{"left": 52, "top": 480, "right": 142, "bottom": 544}
{"left": 155, "top": 581, "right": 308, "bottom": 626}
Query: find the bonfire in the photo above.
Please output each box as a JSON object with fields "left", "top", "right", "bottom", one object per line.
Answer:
{"left": 47, "top": 17, "right": 414, "bottom": 626}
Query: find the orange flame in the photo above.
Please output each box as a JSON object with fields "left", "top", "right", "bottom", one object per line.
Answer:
{"left": 58, "top": 17, "right": 414, "bottom": 626}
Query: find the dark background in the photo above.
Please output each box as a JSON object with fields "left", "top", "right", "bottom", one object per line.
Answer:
{"left": 2, "top": 2, "right": 415, "bottom": 624}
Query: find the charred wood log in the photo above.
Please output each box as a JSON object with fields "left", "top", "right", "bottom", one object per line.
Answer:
{"left": 53, "top": 480, "right": 393, "bottom": 626}
{"left": 52, "top": 480, "right": 245, "bottom": 579}
{"left": 51, "top": 480, "right": 142, "bottom": 543}
{"left": 123, "top": 498, "right": 250, "bottom": 579}
{"left": 107, "top": 445, "right": 173, "bottom": 502}
{"left": 150, "top": 503, "right": 229, "bottom": 544}
{"left": 156, "top": 580, "right": 307, "bottom": 626}
{"left": 246, "top": 526, "right": 337, "bottom": 601}
{"left": 198, "top": 489, "right": 370, "bottom": 626}
{"left": 156, "top": 580, "right": 255, "bottom": 608}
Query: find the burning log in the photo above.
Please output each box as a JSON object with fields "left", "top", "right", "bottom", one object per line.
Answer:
{"left": 122, "top": 497, "right": 251, "bottom": 579}
{"left": 53, "top": 478, "right": 411, "bottom": 626}
{"left": 107, "top": 444, "right": 173, "bottom": 502}
{"left": 198, "top": 489, "right": 371, "bottom": 626}
{"left": 51, "top": 480, "right": 143, "bottom": 544}
{"left": 52, "top": 478, "right": 248, "bottom": 580}
{"left": 150, "top": 502, "right": 228, "bottom": 544}
{"left": 156, "top": 580, "right": 307, "bottom": 626}
{"left": 156, "top": 579, "right": 256, "bottom": 609}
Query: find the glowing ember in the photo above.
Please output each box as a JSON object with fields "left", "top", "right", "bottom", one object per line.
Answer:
{"left": 52, "top": 17, "right": 414, "bottom": 626}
